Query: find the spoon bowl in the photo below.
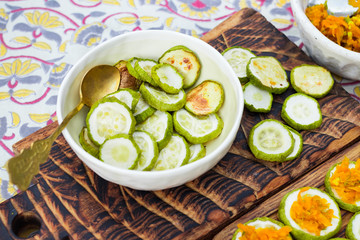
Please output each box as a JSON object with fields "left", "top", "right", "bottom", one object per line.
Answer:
{"left": 6, "top": 65, "right": 120, "bottom": 191}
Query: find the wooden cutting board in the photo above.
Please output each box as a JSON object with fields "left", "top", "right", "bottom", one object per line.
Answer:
{"left": 1, "top": 8, "right": 360, "bottom": 240}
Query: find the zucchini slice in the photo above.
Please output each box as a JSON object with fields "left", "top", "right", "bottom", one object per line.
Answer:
{"left": 284, "top": 126, "right": 303, "bottom": 161}
{"left": 346, "top": 211, "right": 360, "bottom": 240}
{"left": 188, "top": 144, "right": 206, "bottom": 163}
{"left": 185, "top": 80, "right": 224, "bottom": 116}
{"left": 86, "top": 97, "right": 136, "bottom": 146}
{"left": 133, "top": 95, "right": 156, "bottom": 123}
{"left": 153, "top": 134, "right": 190, "bottom": 171}
{"left": 105, "top": 88, "right": 140, "bottom": 111}
{"left": 278, "top": 187, "right": 342, "bottom": 240}
{"left": 158, "top": 45, "right": 201, "bottom": 89}
{"left": 248, "top": 119, "right": 294, "bottom": 162}
{"left": 134, "top": 58, "right": 158, "bottom": 87}
{"left": 133, "top": 130, "right": 159, "bottom": 171}
{"left": 247, "top": 56, "right": 289, "bottom": 94}
{"left": 291, "top": 64, "right": 334, "bottom": 98}
{"left": 126, "top": 57, "right": 141, "bottom": 79}
{"left": 243, "top": 81, "right": 273, "bottom": 113}
{"left": 151, "top": 63, "right": 184, "bottom": 94}
{"left": 222, "top": 46, "right": 256, "bottom": 84}
{"left": 135, "top": 110, "right": 173, "bottom": 149}
{"left": 79, "top": 127, "right": 99, "bottom": 158}
{"left": 173, "top": 108, "right": 223, "bottom": 144}
{"left": 139, "top": 82, "right": 186, "bottom": 112}
{"left": 281, "top": 93, "right": 322, "bottom": 130}
{"left": 99, "top": 133, "right": 140, "bottom": 169}
{"left": 325, "top": 157, "right": 360, "bottom": 212}
{"left": 232, "top": 217, "right": 292, "bottom": 240}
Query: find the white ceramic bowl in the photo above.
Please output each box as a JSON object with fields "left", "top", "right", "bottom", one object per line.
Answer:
{"left": 291, "top": 0, "right": 360, "bottom": 80}
{"left": 57, "top": 30, "right": 243, "bottom": 191}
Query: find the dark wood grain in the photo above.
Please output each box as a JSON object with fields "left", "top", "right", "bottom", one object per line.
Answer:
{"left": 214, "top": 141, "right": 360, "bottom": 240}
{"left": 2, "top": 8, "right": 360, "bottom": 240}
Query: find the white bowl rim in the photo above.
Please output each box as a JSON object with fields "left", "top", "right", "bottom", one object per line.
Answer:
{"left": 290, "top": 0, "right": 360, "bottom": 60}
{"left": 57, "top": 30, "right": 243, "bottom": 178}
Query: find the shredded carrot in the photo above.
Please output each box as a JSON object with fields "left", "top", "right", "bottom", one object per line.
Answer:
{"left": 329, "top": 156, "right": 360, "bottom": 205}
{"left": 290, "top": 187, "right": 337, "bottom": 236}
{"left": 237, "top": 223, "right": 292, "bottom": 240}
{"left": 305, "top": 4, "right": 360, "bottom": 52}
{"left": 349, "top": 0, "right": 360, "bottom": 8}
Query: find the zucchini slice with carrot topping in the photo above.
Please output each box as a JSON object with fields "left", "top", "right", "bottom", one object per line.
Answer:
{"left": 278, "top": 187, "right": 342, "bottom": 240}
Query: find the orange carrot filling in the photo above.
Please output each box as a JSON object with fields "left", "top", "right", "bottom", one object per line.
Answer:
{"left": 290, "top": 187, "right": 336, "bottom": 236}
{"left": 305, "top": 4, "right": 360, "bottom": 52}
{"left": 329, "top": 157, "right": 360, "bottom": 205}
{"left": 237, "top": 223, "right": 292, "bottom": 240}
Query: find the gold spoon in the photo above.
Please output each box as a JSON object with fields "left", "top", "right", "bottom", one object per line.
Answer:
{"left": 6, "top": 65, "right": 121, "bottom": 191}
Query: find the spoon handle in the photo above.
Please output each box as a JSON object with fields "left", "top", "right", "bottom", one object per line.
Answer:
{"left": 6, "top": 101, "right": 85, "bottom": 191}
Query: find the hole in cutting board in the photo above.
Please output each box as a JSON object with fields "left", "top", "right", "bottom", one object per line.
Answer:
{"left": 11, "top": 211, "right": 41, "bottom": 238}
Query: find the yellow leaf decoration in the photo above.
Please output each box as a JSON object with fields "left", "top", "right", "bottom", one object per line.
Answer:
{"left": 139, "top": 16, "right": 159, "bottom": 23}
{"left": 103, "top": 0, "right": 120, "bottom": 5}
{"left": 0, "top": 43, "right": 6, "bottom": 57}
{"left": 59, "top": 40, "right": 68, "bottom": 53}
{"left": 118, "top": 16, "right": 137, "bottom": 25}
{"left": 10, "top": 112, "right": 20, "bottom": 127}
{"left": 13, "top": 36, "right": 32, "bottom": 45}
{"left": 29, "top": 113, "right": 50, "bottom": 123}
{"left": 238, "top": 0, "right": 248, "bottom": 9}
{"left": 165, "top": 17, "right": 174, "bottom": 28}
{"left": 276, "top": 0, "right": 288, "bottom": 8}
{"left": 272, "top": 18, "right": 292, "bottom": 25}
{"left": 128, "top": 0, "right": 136, "bottom": 7}
{"left": 0, "top": 92, "right": 10, "bottom": 100}
{"left": 25, "top": 10, "right": 64, "bottom": 29}
{"left": 33, "top": 41, "right": 52, "bottom": 51}
{"left": 13, "top": 89, "right": 35, "bottom": 98}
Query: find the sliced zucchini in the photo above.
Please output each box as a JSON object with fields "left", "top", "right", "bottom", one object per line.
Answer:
{"left": 105, "top": 88, "right": 140, "bottom": 111}
{"left": 222, "top": 46, "right": 256, "bottom": 84}
{"left": 151, "top": 63, "right": 184, "bottom": 94}
{"left": 248, "top": 119, "right": 294, "bottom": 162}
{"left": 284, "top": 126, "right": 303, "bottom": 161}
{"left": 133, "top": 95, "right": 156, "bottom": 123}
{"left": 79, "top": 127, "right": 99, "bottom": 158}
{"left": 247, "top": 56, "right": 289, "bottom": 94}
{"left": 134, "top": 58, "right": 158, "bottom": 87}
{"left": 99, "top": 133, "right": 140, "bottom": 169}
{"left": 173, "top": 108, "right": 223, "bottom": 144}
{"left": 188, "top": 144, "right": 206, "bottom": 163}
{"left": 185, "top": 80, "right": 224, "bottom": 116}
{"left": 346, "top": 211, "right": 360, "bottom": 240}
{"left": 232, "top": 217, "right": 292, "bottom": 240}
{"left": 139, "top": 82, "right": 186, "bottom": 112}
{"left": 135, "top": 110, "right": 173, "bottom": 149}
{"left": 281, "top": 93, "right": 322, "bottom": 130}
{"left": 114, "top": 59, "right": 141, "bottom": 90}
{"left": 86, "top": 97, "right": 136, "bottom": 146}
{"left": 158, "top": 45, "right": 201, "bottom": 89}
{"left": 133, "top": 130, "right": 159, "bottom": 171}
{"left": 153, "top": 134, "right": 190, "bottom": 171}
{"left": 243, "top": 81, "right": 273, "bottom": 113}
{"left": 126, "top": 57, "right": 141, "bottom": 79}
{"left": 325, "top": 157, "right": 360, "bottom": 212}
{"left": 278, "top": 187, "right": 342, "bottom": 240}
{"left": 291, "top": 64, "right": 334, "bottom": 98}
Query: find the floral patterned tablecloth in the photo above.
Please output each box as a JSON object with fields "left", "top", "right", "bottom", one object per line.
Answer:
{"left": 0, "top": 0, "right": 359, "bottom": 202}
